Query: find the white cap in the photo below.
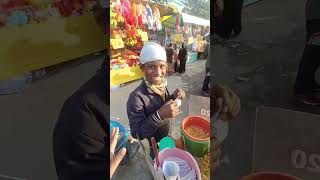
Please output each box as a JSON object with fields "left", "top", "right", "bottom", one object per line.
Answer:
{"left": 140, "top": 42, "right": 166, "bottom": 64}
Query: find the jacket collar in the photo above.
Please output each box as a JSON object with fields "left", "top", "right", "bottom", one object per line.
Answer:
{"left": 141, "top": 80, "right": 155, "bottom": 94}
{"left": 141, "top": 79, "right": 170, "bottom": 100}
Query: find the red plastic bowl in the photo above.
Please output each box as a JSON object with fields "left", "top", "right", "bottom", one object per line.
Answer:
{"left": 181, "top": 116, "right": 210, "bottom": 141}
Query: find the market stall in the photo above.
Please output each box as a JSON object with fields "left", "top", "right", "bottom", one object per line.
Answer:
{"left": 111, "top": 95, "right": 211, "bottom": 180}
{"left": 150, "top": 3, "right": 178, "bottom": 44}
{"left": 110, "top": 0, "right": 176, "bottom": 87}
{"left": 160, "top": 12, "right": 210, "bottom": 64}
{"left": 0, "top": 0, "right": 106, "bottom": 80}
{"left": 181, "top": 13, "right": 210, "bottom": 62}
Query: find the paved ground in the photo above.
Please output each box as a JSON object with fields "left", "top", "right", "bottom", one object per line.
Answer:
{"left": 0, "top": 54, "right": 103, "bottom": 180}
{"left": 111, "top": 59, "right": 208, "bottom": 180}
{"left": 212, "top": 0, "right": 320, "bottom": 179}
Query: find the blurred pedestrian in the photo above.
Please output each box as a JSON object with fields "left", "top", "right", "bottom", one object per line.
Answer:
{"left": 214, "top": 0, "right": 244, "bottom": 40}
{"left": 201, "top": 43, "right": 210, "bottom": 96}
{"left": 294, "top": 0, "right": 320, "bottom": 105}
{"left": 178, "top": 43, "right": 188, "bottom": 74}
{"left": 165, "top": 43, "right": 174, "bottom": 75}
{"left": 197, "top": 38, "right": 206, "bottom": 59}
{"left": 173, "top": 44, "right": 179, "bottom": 73}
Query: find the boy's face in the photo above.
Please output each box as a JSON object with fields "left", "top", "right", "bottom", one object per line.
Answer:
{"left": 141, "top": 60, "right": 167, "bottom": 85}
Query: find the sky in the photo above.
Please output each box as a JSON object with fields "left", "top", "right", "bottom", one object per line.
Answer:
{"left": 168, "top": 0, "right": 186, "bottom": 12}
{"left": 168, "top": 0, "right": 209, "bottom": 18}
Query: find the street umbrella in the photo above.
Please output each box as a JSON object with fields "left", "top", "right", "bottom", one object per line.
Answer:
{"left": 159, "top": 3, "right": 180, "bottom": 29}
{"left": 161, "top": 13, "right": 183, "bottom": 30}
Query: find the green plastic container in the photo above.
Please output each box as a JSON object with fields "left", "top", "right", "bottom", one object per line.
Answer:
{"left": 181, "top": 116, "right": 210, "bottom": 157}
{"left": 159, "top": 137, "right": 176, "bottom": 151}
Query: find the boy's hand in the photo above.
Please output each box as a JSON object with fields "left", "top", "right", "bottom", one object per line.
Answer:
{"left": 172, "top": 88, "right": 186, "bottom": 100}
{"left": 214, "top": 85, "right": 241, "bottom": 121}
{"left": 158, "top": 100, "right": 180, "bottom": 119}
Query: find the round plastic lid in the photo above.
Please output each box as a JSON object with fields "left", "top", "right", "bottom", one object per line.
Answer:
{"left": 159, "top": 137, "right": 176, "bottom": 151}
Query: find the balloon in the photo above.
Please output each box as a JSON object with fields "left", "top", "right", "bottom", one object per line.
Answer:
{"left": 146, "top": 4, "right": 153, "bottom": 30}
{"left": 122, "top": 0, "right": 131, "bottom": 12}
{"left": 114, "top": 0, "right": 122, "bottom": 14}
{"left": 131, "top": 2, "right": 136, "bottom": 17}
{"left": 137, "top": 2, "right": 142, "bottom": 16}
{"left": 138, "top": 15, "right": 143, "bottom": 27}
{"left": 121, "top": 0, "right": 130, "bottom": 18}
{"left": 142, "top": 5, "right": 147, "bottom": 25}
{"left": 131, "top": 2, "right": 138, "bottom": 26}
{"left": 8, "top": 10, "right": 28, "bottom": 27}
{"left": 146, "top": 4, "right": 152, "bottom": 17}
{"left": 153, "top": 7, "right": 161, "bottom": 31}
{"left": 127, "top": 16, "right": 134, "bottom": 26}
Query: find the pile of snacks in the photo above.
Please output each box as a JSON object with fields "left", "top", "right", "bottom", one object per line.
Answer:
{"left": 185, "top": 127, "right": 209, "bottom": 139}
{"left": 199, "top": 153, "right": 210, "bottom": 180}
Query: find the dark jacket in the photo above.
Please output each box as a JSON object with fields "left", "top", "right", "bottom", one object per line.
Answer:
{"left": 178, "top": 48, "right": 188, "bottom": 62}
{"left": 224, "top": 0, "right": 244, "bottom": 9}
{"left": 166, "top": 47, "right": 174, "bottom": 63}
{"left": 306, "top": 0, "right": 320, "bottom": 20}
{"left": 127, "top": 80, "right": 173, "bottom": 143}
{"left": 52, "top": 57, "right": 109, "bottom": 180}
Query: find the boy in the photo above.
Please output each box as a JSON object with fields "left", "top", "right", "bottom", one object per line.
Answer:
{"left": 127, "top": 42, "right": 185, "bottom": 158}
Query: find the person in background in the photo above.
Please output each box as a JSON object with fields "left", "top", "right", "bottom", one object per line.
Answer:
{"left": 173, "top": 44, "right": 180, "bottom": 73}
{"left": 178, "top": 43, "right": 188, "bottom": 75}
{"left": 201, "top": 42, "right": 210, "bottom": 96}
{"left": 197, "top": 38, "right": 206, "bottom": 59}
{"left": 52, "top": 1, "right": 139, "bottom": 180}
{"left": 165, "top": 43, "right": 174, "bottom": 75}
{"left": 203, "top": 37, "right": 209, "bottom": 58}
{"left": 214, "top": 0, "right": 244, "bottom": 40}
{"left": 127, "top": 42, "right": 186, "bottom": 159}
{"left": 294, "top": 0, "right": 320, "bottom": 105}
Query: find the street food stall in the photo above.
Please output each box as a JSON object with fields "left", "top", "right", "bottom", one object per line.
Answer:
{"left": 111, "top": 94, "right": 211, "bottom": 180}
{"left": 110, "top": 0, "right": 179, "bottom": 87}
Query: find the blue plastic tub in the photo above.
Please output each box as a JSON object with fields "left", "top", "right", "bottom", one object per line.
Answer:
{"left": 110, "top": 118, "right": 129, "bottom": 153}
